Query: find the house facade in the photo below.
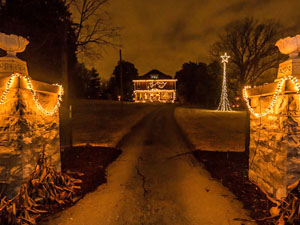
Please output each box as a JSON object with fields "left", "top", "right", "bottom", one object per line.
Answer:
{"left": 133, "top": 69, "right": 177, "bottom": 103}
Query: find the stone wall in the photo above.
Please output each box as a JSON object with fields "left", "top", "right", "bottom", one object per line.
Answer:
{"left": 248, "top": 82, "right": 300, "bottom": 199}
{"left": 0, "top": 76, "right": 61, "bottom": 198}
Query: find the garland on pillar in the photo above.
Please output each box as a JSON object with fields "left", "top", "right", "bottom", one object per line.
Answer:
{"left": 243, "top": 75, "right": 300, "bottom": 118}
{"left": 0, "top": 72, "right": 63, "bottom": 115}
{"left": 217, "top": 52, "right": 232, "bottom": 111}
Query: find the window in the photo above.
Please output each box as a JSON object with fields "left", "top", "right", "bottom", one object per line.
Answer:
{"left": 150, "top": 74, "right": 158, "bottom": 79}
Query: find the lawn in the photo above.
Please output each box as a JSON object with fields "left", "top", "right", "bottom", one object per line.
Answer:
{"left": 71, "top": 100, "right": 158, "bottom": 147}
{"left": 174, "top": 106, "right": 275, "bottom": 224}
{"left": 174, "top": 107, "right": 247, "bottom": 152}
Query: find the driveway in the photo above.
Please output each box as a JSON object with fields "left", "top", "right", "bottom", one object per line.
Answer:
{"left": 42, "top": 105, "right": 255, "bottom": 225}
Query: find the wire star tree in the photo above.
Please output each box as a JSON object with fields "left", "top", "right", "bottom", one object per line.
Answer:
{"left": 217, "top": 52, "right": 232, "bottom": 111}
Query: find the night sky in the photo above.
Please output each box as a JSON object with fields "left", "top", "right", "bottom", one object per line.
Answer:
{"left": 90, "top": 0, "right": 300, "bottom": 80}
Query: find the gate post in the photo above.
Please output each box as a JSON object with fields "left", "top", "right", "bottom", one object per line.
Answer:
{"left": 0, "top": 33, "right": 62, "bottom": 198}
{"left": 245, "top": 35, "right": 300, "bottom": 199}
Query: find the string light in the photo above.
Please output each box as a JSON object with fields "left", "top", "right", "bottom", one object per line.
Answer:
{"left": 243, "top": 75, "right": 300, "bottom": 118}
{"left": 133, "top": 79, "right": 177, "bottom": 103}
{"left": 0, "top": 72, "right": 63, "bottom": 115}
{"left": 134, "top": 90, "right": 176, "bottom": 103}
{"left": 150, "top": 81, "right": 167, "bottom": 89}
{"left": 217, "top": 52, "right": 232, "bottom": 111}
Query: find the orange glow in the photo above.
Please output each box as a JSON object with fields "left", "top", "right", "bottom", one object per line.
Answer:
{"left": 0, "top": 73, "right": 63, "bottom": 115}
{"left": 243, "top": 75, "right": 300, "bottom": 117}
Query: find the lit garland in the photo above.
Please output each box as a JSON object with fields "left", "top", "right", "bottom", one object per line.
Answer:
{"left": 243, "top": 75, "right": 300, "bottom": 118}
{"left": 217, "top": 52, "right": 232, "bottom": 111}
{"left": 133, "top": 79, "right": 177, "bottom": 103}
{"left": 134, "top": 89, "right": 176, "bottom": 103}
{"left": 150, "top": 81, "right": 167, "bottom": 89}
{"left": 0, "top": 72, "right": 63, "bottom": 115}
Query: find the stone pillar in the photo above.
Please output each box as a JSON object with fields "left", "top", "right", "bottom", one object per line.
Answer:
{"left": 0, "top": 58, "right": 61, "bottom": 198}
{"left": 247, "top": 56, "right": 300, "bottom": 199}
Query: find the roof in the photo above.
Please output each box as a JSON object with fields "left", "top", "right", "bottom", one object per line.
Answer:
{"left": 135, "top": 69, "right": 173, "bottom": 80}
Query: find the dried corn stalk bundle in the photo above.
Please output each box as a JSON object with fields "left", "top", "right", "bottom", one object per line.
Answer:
{"left": 0, "top": 155, "right": 82, "bottom": 225}
{"left": 260, "top": 179, "right": 300, "bottom": 225}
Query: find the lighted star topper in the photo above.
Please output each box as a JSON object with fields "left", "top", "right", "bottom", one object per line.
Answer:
{"left": 221, "top": 52, "right": 230, "bottom": 64}
{"left": 217, "top": 52, "right": 231, "bottom": 111}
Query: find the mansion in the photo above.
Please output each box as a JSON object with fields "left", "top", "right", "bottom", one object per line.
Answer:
{"left": 133, "top": 69, "right": 177, "bottom": 103}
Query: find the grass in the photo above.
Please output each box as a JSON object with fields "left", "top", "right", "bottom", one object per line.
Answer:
{"left": 174, "top": 107, "right": 247, "bottom": 152}
{"left": 71, "top": 100, "right": 158, "bottom": 147}
{"left": 174, "top": 106, "right": 274, "bottom": 223}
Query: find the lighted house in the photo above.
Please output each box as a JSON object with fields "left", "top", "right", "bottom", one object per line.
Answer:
{"left": 133, "top": 69, "right": 177, "bottom": 103}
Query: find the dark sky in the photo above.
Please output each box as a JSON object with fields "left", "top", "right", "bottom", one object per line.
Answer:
{"left": 89, "top": 0, "right": 300, "bottom": 80}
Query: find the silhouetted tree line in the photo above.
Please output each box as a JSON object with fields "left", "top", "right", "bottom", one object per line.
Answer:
{"left": 103, "top": 59, "right": 222, "bottom": 106}
{"left": 0, "top": 0, "right": 117, "bottom": 99}
{"left": 0, "top": 1, "right": 292, "bottom": 105}
{"left": 104, "top": 17, "right": 290, "bottom": 106}
{"left": 175, "top": 61, "right": 222, "bottom": 107}
{"left": 106, "top": 61, "right": 138, "bottom": 101}
{"left": 73, "top": 64, "right": 103, "bottom": 99}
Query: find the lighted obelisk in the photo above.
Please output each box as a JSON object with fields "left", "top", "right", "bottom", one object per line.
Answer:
{"left": 217, "top": 52, "right": 232, "bottom": 111}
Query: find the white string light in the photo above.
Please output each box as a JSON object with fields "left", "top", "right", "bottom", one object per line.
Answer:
{"left": 133, "top": 81, "right": 176, "bottom": 103}
{"left": 243, "top": 75, "right": 300, "bottom": 118}
{"left": 150, "top": 81, "right": 167, "bottom": 89}
{"left": 0, "top": 72, "right": 64, "bottom": 115}
{"left": 217, "top": 52, "right": 232, "bottom": 111}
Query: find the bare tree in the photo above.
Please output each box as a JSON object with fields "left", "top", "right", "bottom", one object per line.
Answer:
{"left": 68, "top": 0, "right": 120, "bottom": 59}
{"left": 211, "top": 17, "right": 285, "bottom": 87}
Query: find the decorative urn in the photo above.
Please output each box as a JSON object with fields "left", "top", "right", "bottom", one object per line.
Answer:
{"left": 0, "top": 33, "right": 29, "bottom": 58}
{"left": 275, "top": 35, "right": 300, "bottom": 59}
